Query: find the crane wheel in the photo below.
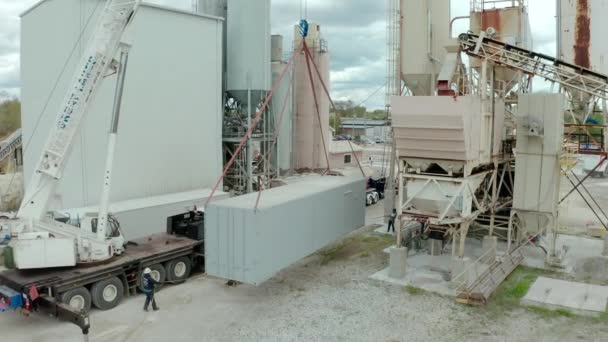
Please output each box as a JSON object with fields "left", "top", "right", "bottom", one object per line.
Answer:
{"left": 91, "top": 276, "right": 124, "bottom": 311}
{"left": 166, "top": 257, "right": 192, "bottom": 282}
{"left": 60, "top": 287, "right": 92, "bottom": 312}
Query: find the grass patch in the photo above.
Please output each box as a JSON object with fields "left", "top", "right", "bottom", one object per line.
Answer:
{"left": 489, "top": 266, "right": 547, "bottom": 310}
{"left": 403, "top": 285, "right": 425, "bottom": 295}
{"left": 527, "top": 306, "right": 575, "bottom": 318}
{"left": 318, "top": 233, "right": 395, "bottom": 265}
{"left": 319, "top": 244, "right": 346, "bottom": 265}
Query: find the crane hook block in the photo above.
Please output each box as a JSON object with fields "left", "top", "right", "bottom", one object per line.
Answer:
{"left": 299, "top": 19, "right": 309, "bottom": 38}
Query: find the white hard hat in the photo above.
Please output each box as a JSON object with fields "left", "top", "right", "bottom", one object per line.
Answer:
{"left": 143, "top": 267, "right": 151, "bottom": 274}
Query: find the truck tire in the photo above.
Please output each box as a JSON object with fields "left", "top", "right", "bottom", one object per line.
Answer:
{"left": 138, "top": 264, "right": 166, "bottom": 292}
{"left": 91, "top": 277, "right": 124, "bottom": 310}
{"left": 60, "top": 287, "right": 91, "bottom": 312}
{"left": 166, "top": 257, "right": 192, "bottom": 282}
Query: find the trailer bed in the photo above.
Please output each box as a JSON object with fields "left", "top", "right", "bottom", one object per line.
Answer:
{"left": 0, "top": 233, "right": 200, "bottom": 292}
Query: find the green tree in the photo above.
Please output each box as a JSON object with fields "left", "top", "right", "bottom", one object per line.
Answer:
{"left": 0, "top": 97, "right": 21, "bottom": 139}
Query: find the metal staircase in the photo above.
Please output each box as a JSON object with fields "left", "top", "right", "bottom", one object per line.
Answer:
{"left": 456, "top": 250, "right": 524, "bottom": 305}
{"left": 0, "top": 129, "right": 22, "bottom": 165}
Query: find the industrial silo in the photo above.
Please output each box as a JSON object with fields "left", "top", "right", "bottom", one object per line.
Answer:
{"left": 271, "top": 35, "right": 294, "bottom": 174}
{"left": 293, "top": 23, "right": 330, "bottom": 171}
{"left": 469, "top": 0, "right": 532, "bottom": 94}
{"left": 222, "top": 0, "right": 273, "bottom": 194}
{"left": 399, "top": 0, "right": 451, "bottom": 96}
{"left": 558, "top": 0, "right": 607, "bottom": 107}
{"left": 226, "top": 0, "right": 271, "bottom": 103}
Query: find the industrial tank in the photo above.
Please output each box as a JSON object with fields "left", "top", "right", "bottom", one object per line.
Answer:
{"left": 226, "top": 0, "right": 271, "bottom": 103}
{"left": 271, "top": 35, "right": 293, "bottom": 173}
{"left": 469, "top": 1, "right": 532, "bottom": 92}
{"left": 293, "top": 23, "right": 330, "bottom": 170}
{"left": 400, "top": 0, "right": 451, "bottom": 96}
{"left": 559, "top": 0, "right": 607, "bottom": 74}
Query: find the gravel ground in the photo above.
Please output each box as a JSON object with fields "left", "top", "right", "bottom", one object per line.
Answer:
{"left": 1, "top": 198, "right": 608, "bottom": 341}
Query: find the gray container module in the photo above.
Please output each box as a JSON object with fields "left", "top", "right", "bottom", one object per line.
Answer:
{"left": 205, "top": 174, "right": 365, "bottom": 285}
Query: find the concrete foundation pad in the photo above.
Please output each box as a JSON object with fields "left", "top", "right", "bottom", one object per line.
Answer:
{"left": 450, "top": 257, "right": 473, "bottom": 289}
{"left": 374, "top": 225, "right": 394, "bottom": 236}
{"left": 481, "top": 236, "right": 498, "bottom": 264}
{"left": 371, "top": 266, "right": 455, "bottom": 297}
{"left": 523, "top": 277, "right": 608, "bottom": 316}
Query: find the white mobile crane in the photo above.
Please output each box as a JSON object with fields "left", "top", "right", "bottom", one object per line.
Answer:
{"left": 0, "top": 1, "right": 207, "bottom": 335}
{"left": 4, "top": 0, "right": 140, "bottom": 269}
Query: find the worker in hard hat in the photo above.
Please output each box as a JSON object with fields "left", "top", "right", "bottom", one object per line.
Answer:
{"left": 142, "top": 268, "right": 159, "bottom": 311}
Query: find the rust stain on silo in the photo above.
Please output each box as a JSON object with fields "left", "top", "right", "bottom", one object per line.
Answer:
{"left": 574, "top": 0, "right": 591, "bottom": 68}
{"left": 480, "top": 9, "right": 502, "bottom": 33}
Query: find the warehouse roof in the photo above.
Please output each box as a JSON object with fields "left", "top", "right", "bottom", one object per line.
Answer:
{"left": 329, "top": 140, "right": 363, "bottom": 154}
{"left": 21, "top": 0, "right": 224, "bottom": 21}
{"left": 340, "top": 119, "right": 389, "bottom": 128}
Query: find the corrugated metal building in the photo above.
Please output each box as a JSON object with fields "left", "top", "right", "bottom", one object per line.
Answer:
{"left": 20, "top": 1, "right": 224, "bottom": 210}
{"left": 205, "top": 173, "right": 365, "bottom": 285}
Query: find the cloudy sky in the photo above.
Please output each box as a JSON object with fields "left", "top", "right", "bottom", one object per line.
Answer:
{"left": 0, "top": 0, "right": 557, "bottom": 108}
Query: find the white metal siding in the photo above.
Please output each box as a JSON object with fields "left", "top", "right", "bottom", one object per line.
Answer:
{"left": 513, "top": 94, "right": 564, "bottom": 233}
{"left": 21, "top": 2, "right": 223, "bottom": 210}
{"left": 205, "top": 174, "right": 366, "bottom": 285}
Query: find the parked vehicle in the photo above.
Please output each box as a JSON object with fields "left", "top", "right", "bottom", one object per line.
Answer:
{"left": 366, "top": 189, "right": 379, "bottom": 206}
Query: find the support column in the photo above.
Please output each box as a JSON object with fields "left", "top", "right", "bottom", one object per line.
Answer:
{"left": 389, "top": 246, "right": 407, "bottom": 279}
{"left": 459, "top": 221, "right": 471, "bottom": 258}
{"left": 396, "top": 160, "right": 404, "bottom": 246}
{"left": 489, "top": 167, "right": 498, "bottom": 236}
{"left": 246, "top": 87, "right": 253, "bottom": 194}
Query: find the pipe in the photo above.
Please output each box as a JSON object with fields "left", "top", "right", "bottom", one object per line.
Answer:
{"left": 449, "top": 16, "right": 470, "bottom": 38}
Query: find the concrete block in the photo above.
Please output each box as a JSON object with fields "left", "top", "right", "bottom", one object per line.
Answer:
{"left": 588, "top": 226, "right": 605, "bottom": 238}
{"left": 428, "top": 239, "right": 442, "bottom": 256}
{"left": 450, "top": 257, "right": 472, "bottom": 289}
{"left": 481, "top": 236, "right": 498, "bottom": 264}
{"left": 389, "top": 247, "right": 407, "bottom": 279}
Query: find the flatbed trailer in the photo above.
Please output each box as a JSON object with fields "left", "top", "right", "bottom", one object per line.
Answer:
{"left": 0, "top": 232, "right": 203, "bottom": 337}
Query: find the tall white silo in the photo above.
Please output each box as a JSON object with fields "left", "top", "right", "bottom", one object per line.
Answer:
{"left": 558, "top": 0, "right": 607, "bottom": 108}
{"left": 399, "top": 0, "right": 451, "bottom": 96}
{"left": 226, "top": 0, "right": 271, "bottom": 103}
{"left": 293, "top": 23, "right": 330, "bottom": 171}
{"left": 271, "top": 35, "right": 294, "bottom": 174}
{"left": 222, "top": 0, "right": 273, "bottom": 194}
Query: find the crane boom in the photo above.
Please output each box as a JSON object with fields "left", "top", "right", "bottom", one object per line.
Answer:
{"left": 2, "top": 0, "right": 141, "bottom": 270}
{"left": 458, "top": 33, "right": 608, "bottom": 101}
{"left": 18, "top": 0, "right": 141, "bottom": 221}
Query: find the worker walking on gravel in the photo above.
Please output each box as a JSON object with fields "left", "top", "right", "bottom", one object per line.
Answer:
{"left": 387, "top": 208, "right": 397, "bottom": 233}
{"left": 142, "top": 268, "right": 160, "bottom": 312}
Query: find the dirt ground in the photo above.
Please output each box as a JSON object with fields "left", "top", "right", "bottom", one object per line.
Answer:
{"left": 1, "top": 201, "right": 607, "bottom": 341}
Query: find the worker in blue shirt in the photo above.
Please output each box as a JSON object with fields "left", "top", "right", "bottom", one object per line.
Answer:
{"left": 142, "top": 268, "right": 159, "bottom": 311}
